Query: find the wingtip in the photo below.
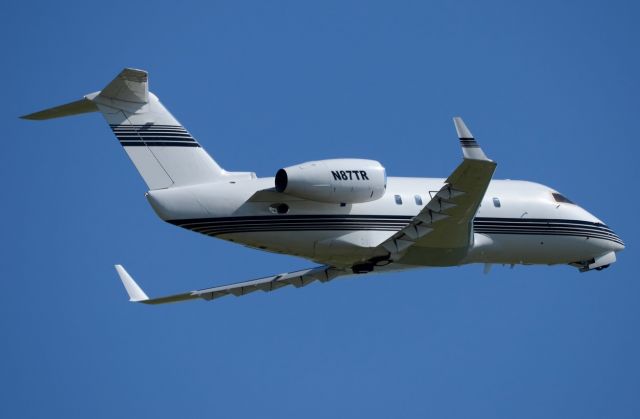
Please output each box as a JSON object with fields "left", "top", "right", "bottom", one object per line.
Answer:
{"left": 453, "top": 116, "right": 473, "bottom": 139}
{"left": 452, "top": 116, "right": 491, "bottom": 161}
{"left": 115, "top": 264, "right": 149, "bottom": 302}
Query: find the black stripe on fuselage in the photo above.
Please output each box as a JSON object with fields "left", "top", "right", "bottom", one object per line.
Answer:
{"left": 171, "top": 216, "right": 411, "bottom": 233}
{"left": 473, "top": 218, "right": 623, "bottom": 245}
{"left": 171, "top": 214, "right": 413, "bottom": 225}
{"left": 166, "top": 215, "right": 623, "bottom": 245}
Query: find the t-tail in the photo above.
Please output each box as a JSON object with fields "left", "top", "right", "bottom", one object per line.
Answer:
{"left": 21, "top": 68, "right": 248, "bottom": 190}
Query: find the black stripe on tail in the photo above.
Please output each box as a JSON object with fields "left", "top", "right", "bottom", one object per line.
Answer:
{"left": 110, "top": 124, "right": 201, "bottom": 148}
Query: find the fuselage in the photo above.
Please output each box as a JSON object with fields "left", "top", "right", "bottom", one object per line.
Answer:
{"left": 146, "top": 176, "right": 624, "bottom": 270}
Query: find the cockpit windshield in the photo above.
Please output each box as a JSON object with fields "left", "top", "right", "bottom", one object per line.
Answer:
{"left": 552, "top": 192, "right": 574, "bottom": 204}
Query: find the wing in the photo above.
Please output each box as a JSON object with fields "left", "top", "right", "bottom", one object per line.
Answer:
{"left": 380, "top": 117, "right": 497, "bottom": 258}
{"left": 115, "top": 264, "right": 348, "bottom": 305}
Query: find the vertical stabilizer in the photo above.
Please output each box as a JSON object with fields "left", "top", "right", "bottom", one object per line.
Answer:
{"left": 21, "top": 68, "right": 228, "bottom": 190}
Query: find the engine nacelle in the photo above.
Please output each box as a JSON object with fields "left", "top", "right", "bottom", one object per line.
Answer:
{"left": 275, "top": 159, "right": 386, "bottom": 204}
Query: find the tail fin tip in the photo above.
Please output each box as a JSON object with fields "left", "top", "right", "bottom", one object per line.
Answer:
{"left": 99, "top": 68, "right": 149, "bottom": 104}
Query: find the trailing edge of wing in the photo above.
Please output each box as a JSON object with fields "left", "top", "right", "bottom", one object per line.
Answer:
{"left": 114, "top": 264, "right": 347, "bottom": 305}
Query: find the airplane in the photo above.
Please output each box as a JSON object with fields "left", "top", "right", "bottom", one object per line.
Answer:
{"left": 21, "top": 68, "right": 625, "bottom": 305}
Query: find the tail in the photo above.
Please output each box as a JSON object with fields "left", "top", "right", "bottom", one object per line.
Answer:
{"left": 21, "top": 68, "right": 229, "bottom": 190}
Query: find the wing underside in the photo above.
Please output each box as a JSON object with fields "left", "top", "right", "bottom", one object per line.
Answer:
{"left": 115, "top": 264, "right": 348, "bottom": 305}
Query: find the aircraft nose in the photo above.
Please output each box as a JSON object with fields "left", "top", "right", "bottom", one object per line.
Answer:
{"left": 595, "top": 223, "right": 625, "bottom": 252}
{"left": 608, "top": 231, "right": 625, "bottom": 252}
{"left": 573, "top": 205, "right": 624, "bottom": 253}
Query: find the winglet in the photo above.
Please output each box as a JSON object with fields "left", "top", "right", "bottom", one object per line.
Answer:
{"left": 115, "top": 265, "right": 149, "bottom": 302}
{"left": 453, "top": 117, "right": 490, "bottom": 161}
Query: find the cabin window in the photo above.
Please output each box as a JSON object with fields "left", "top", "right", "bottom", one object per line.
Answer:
{"left": 269, "top": 203, "right": 290, "bottom": 214}
{"left": 414, "top": 195, "right": 423, "bottom": 205}
{"left": 492, "top": 197, "right": 501, "bottom": 208}
{"left": 552, "top": 193, "right": 574, "bottom": 204}
{"left": 394, "top": 195, "right": 403, "bottom": 205}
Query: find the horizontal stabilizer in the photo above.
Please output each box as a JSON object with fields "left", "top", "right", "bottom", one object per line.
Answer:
{"left": 19, "top": 68, "right": 148, "bottom": 121}
{"left": 20, "top": 98, "right": 98, "bottom": 120}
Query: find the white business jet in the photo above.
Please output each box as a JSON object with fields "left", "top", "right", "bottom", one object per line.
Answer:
{"left": 22, "top": 69, "right": 624, "bottom": 305}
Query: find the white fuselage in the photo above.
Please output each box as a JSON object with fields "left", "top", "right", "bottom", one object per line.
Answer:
{"left": 145, "top": 176, "right": 623, "bottom": 270}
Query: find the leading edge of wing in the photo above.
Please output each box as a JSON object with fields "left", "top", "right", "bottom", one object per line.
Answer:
{"left": 114, "top": 264, "right": 346, "bottom": 305}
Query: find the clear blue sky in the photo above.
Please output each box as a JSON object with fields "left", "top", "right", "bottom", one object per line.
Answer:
{"left": 1, "top": 1, "right": 638, "bottom": 417}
